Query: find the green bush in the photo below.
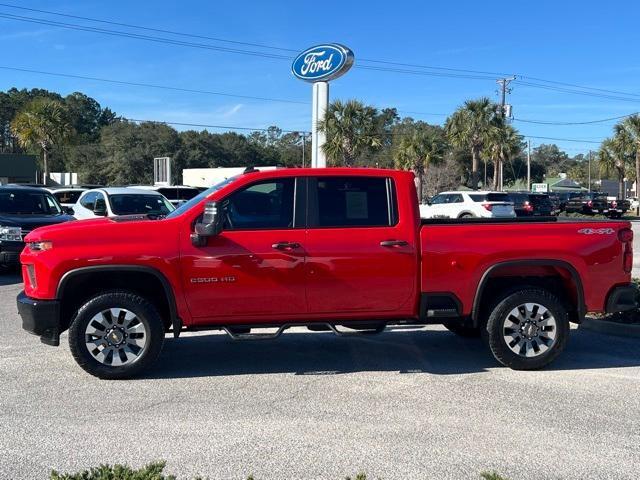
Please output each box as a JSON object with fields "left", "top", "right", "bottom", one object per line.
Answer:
{"left": 49, "top": 462, "right": 508, "bottom": 480}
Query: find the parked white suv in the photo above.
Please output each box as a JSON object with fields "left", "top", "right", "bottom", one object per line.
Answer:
{"left": 73, "top": 188, "right": 175, "bottom": 220}
{"left": 420, "top": 191, "right": 516, "bottom": 219}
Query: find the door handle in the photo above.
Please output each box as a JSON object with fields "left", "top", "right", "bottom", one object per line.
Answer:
{"left": 380, "top": 240, "right": 409, "bottom": 247}
{"left": 272, "top": 241, "right": 301, "bottom": 250}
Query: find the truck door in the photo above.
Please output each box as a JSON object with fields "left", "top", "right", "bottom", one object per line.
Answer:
{"left": 304, "top": 176, "right": 417, "bottom": 316}
{"left": 180, "top": 177, "right": 307, "bottom": 321}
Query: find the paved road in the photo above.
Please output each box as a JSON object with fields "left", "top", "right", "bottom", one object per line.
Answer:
{"left": 0, "top": 274, "right": 639, "bottom": 479}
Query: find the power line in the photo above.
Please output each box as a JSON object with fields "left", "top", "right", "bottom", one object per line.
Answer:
{"left": 514, "top": 112, "right": 638, "bottom": 126}
{"left": 524, "top": 135, "right": 602, "bottom": 144}
{"left": 515, "top": 80, "right": 640, "bottom": 104}
{"left": 124, "top": 117, "right": 309, "bottom": 133}
{"left": 0, "top": 2, "right": 299, "bottom": 53}
{"left": 0, "top": 65, "right": 307, "bottom": 105}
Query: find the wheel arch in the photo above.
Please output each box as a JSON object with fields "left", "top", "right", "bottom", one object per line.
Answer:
{"left": 471, "top": 259, "right": 586, "bottom": 326}
{"left": 57, "top": 265, "right": 178, "bottom": 333}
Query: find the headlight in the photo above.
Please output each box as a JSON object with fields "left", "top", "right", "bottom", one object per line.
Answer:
{"left": 0, "top": 225, "right": 22, "bottom": 241}
{"left": 27, "top": 241, "right": 53, "bottom": 252}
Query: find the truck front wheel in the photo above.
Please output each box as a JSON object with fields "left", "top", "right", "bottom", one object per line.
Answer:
{"left": 484, "top": 288, "right": 569, "bottom": 370}
{"left": 68, "top": 291, "right": 165, "bottom": 379}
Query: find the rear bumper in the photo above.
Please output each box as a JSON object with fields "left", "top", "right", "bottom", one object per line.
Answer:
{"left": 605, "top": 283, "right": 639, "bottom": 314}
{"left": 17, "top": 291, "right": 61, "bottom": 346}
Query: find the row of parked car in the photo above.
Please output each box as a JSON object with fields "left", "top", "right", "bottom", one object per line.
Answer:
{"left": 0, "top": 184, "right": 202, "bottom": 268}
{"left": 419, "top": 190, "right": 635, "bottom": 219}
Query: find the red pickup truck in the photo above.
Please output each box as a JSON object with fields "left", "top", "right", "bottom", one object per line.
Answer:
{"left": 17, "top": 168, "right": 638, "bottom": 379}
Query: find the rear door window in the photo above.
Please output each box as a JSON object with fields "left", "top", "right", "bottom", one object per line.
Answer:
{"left": 309, "top": 176, "right": 396, "bottom": 228}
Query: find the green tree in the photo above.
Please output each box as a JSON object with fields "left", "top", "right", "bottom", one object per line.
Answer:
{"left": 10, "top": 97, "right": 73, "bottom": 184}
{"left": 393, "top": 122, "right": 446, "bottom": 202}
{"left": 318, "top": 100, "right": 382, "bottom": 166}
{"left": 445, "top": 97, "right": 497, "bottom": 190}
{"left": 599, "top": 127, "right": 633, "bottom": 199}
{"left": 620, "top": 115, "right": 640, "bottom": 202}
{"left": 485, "top": 121, "right": 523, "bottom": 190}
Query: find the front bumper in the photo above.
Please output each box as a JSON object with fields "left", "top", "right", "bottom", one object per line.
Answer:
{"left": 605, "top": 283, "right": 640, "bottom": 314}
{"left": 17, "top": 291, "right": 61, "bottom": 346}
{"left": 0, "top": 241, "right": 24, "bottom": 265}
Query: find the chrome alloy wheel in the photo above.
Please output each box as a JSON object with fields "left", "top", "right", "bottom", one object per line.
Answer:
{"left": 503, "top": 302, "right": 557, "bottom": 358}
{"left": 84, "top": 308, "right": 147, "bottom": 366}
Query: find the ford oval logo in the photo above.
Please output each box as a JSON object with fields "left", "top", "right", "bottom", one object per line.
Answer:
{"left": 291, "top": 44, "right": 354, "bottom": 82}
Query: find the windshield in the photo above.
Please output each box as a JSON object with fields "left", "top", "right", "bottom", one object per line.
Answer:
{"left": 0, "top": 190, "right": 62, "bottom": 215}
{"left": 166, "top": 176, "right": 239, "bottom": 218}
{"left": 108, "top": 194, "right": 174, "bottom": 216}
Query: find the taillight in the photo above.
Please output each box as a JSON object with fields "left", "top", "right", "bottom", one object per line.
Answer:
{"left": 524, "top": 201, "right": 533, "bottom": 212}
{"left": 618, "top": 228, "right": 633, "bottom": 243}
{"left": 482, "top": 203, "right": 493, "bottom": 211}
{"left": 619, "top": 228, "right": 634, "bottom": 273}
{"left": 587, "top": 200, "right": 593, "bottom": 208}
{"left": 612, "top": 200, "right": 618, "bottom": 208}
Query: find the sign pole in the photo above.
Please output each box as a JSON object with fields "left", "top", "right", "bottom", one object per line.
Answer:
{"left": 311, "top": 81, "right": 328, "bottom": 168}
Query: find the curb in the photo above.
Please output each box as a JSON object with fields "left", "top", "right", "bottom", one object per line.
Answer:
{"left": 580, "top": 317, "right": 640, "bottom": 339}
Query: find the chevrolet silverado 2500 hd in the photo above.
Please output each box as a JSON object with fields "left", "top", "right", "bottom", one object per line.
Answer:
{"left": 16, "top": 168, "right": 638, "bottom": 378}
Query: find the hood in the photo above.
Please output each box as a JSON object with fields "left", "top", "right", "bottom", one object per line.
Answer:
{"left": 23, "top": 215, "right": 155, "bottom": 241}
{"left": 0, "top": 213, "right": 75, "bottom": 232}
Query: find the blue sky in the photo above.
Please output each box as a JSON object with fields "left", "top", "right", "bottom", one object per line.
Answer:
{"left": 1, "top": 0, "right": 639, "bottom": 154}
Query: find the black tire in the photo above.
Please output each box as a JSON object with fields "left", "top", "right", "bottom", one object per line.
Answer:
{"left": 443, "top": 321, "right": 481, "bottom": 338}
{"left": 68, "top": 290, "right": 165, "bottom": 379}
{"left": 483, "top": 288, "right": 569, "bottom": 370}
{"left": 459, "top": 213, "right": 475, "bottom": 218}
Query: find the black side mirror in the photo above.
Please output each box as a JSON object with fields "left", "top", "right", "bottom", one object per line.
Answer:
{"left": 93, "top": 199, "right": 107, "bottom": 216}
{"left": 192, "top": 201, "right": 223, "bottom": 246}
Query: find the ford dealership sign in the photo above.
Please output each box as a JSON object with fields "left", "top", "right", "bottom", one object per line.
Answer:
{"left": 292, "top": 44, "right": 354, "bottom": 82}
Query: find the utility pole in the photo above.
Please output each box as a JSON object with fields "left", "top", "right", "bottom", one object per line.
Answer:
{"left": 301, "top": 133, "right": 306, "bottom": 168}
{"left": 527, "top": 139, "right": 531, "bottom": 191}
{"left": 587, "top": 150, "right": 591, "bottom": 192}
{"left": 496, "top": 76, "right": 516, "bottom": 191}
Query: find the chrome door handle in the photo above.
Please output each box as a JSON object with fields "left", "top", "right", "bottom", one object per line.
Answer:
{"left": 380, "top": 240, "right": 409, "bottom": 247}
{"left": 272, "top": 241, "right": 301, "bottom": 250}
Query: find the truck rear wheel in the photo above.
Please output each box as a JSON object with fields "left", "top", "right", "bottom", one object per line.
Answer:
{"left": 68, "top": 291, "right": 165, "bottom": 379}
{"left": 484, "top": 288, "right": 569, "bottom": 370}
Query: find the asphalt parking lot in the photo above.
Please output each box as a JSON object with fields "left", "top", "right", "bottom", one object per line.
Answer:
{"left": 0, "top": 273, "right": 639, "bottom": 480}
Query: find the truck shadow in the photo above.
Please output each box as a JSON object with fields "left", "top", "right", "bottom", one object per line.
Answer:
{"left": 0, "top": 271, "right": 22, "bottom": 286}
{"left": 145, "top": 326, "right": 640, "bottom": 379}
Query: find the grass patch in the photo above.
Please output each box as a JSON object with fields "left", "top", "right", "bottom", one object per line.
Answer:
{"left": 49, "top": 462, "right": 509, "bottom": 480}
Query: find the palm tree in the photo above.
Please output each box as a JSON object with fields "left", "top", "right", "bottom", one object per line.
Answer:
{"left": 11, "top": 98, "right": 73, "bottom": 184}
{"left": 485, "top": 121, "right": 523, "bottom": 190}
{"left": 621, "top": 115, "right": 640, "bottom": 206}
{"left": 598, "top": 128, "right": 632, "bottom": 199}
{"left": 393, "top": 125, "right": 446, "bottom": 202}
{"left": 318, "top": 100, "right": 382, "bottom": 166}
{"left": 445, "top": 97, "right": 497, "bottom": 190}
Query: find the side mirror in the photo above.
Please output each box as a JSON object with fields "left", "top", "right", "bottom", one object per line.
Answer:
{"left": 63, "top": 206, "right": 75, "bottom": 215}
{"left": 192, "top": 201, "right": 223, "bottom": 246}
{"left": 93, "top": 199, "right": 107, "bottom": 216}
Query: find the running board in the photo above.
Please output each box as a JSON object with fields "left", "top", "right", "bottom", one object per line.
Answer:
{"left": 222, "top": 322, "right": 386, "bottom": 341}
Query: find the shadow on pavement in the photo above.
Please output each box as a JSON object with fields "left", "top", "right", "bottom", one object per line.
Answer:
{"left": 145, "top": 326, "right": 640, "bottom": 379}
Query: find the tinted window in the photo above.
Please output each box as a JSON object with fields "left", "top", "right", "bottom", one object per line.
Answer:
{"left": 448, "top": 194, "right": 464, "bottom": 203}
{"left": 157, "top": 187, "right": 200, "bottom": 201}
{"left": 225, "top": 179, "right": 295, "bottom": 230}
{"left": 430, "top": 194, "right": 446, "bottom": 205}
{"left": 469, "top": 193, "right": 510, "bottom": 202}
{"left": 108, "top": 194, "right": 174, "bottom": 216}
{"left": 80, "top": 191, "right": 98, "bottom": 209}
{"left": 312, "top": 177, "right": 393, "bottom": 227}
{"left": 54, "top": 190, "right": 83, "bottom": 204}
{"left": 0, "top": 190, "right": 61, "bottom": 215}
